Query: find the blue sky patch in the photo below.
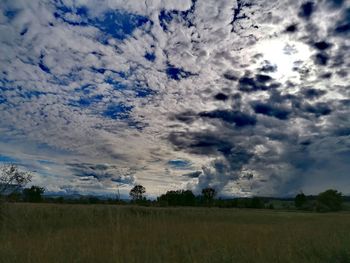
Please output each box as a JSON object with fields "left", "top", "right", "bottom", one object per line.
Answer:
{"left": 70, "top": 94, "right": 104, "bottom": 107}
{"left": 38, "top": 159, "right": 56, "bottom": 165}
{"left": 54, "top": 5, "right": 89, "bottom": 26}
{"left": 158, "top": 1, "right": 196, "bottom": 31}
{"left": 4, "top": 10, "right": 19, "bottom": 21}
{"left": 0, "top": 155, "right": 17, "bottom": 163}
{"left": 19, "top": 90, "right": 46, "bottom": 100}
{"left": 159, "top": 10, "right": 174, "bottom": 32}
{"left": 91, "top": 11, "right": 150, "bottom": 41}
{"left": 0, "top": 94, "right": 6, "bottom": 104}
{"left": 77, "top": 84, "right": 96, "bottom": 95}
{"left": 54, "top": 4, "right": 150, "bottom": 40}
{"left": 103, "top": 104, "right": 133, "bottom": 120}
{"left": 111, "top": 177, "right": 134, "bottom": 185}
{"left": 166, "top": 65, "right": 195, "bottom": 80}
{"left": 105, "top": 77, "right": 128, "bottom": 90}
{"left": 168, "top": 159, "right": 192, "bottom": 169}
{"left": 135, "top": 86, "right": 155, "bottom": 98}
{"left": 145, "top": 52, "right": 156, "bottom": 62}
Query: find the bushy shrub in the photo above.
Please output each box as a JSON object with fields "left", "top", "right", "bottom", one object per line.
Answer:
{"left": 316, "top": 189, "right": 343, "bottom": 212}
{"left": 295, "top": 192, "right": 307, "bottom": 209}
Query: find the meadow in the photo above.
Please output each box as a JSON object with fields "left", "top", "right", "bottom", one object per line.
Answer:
{"left": 1, "top": 203, "right": 350, "bottom": 263}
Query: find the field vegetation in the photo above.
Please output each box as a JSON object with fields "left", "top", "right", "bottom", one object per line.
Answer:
{"left": 1, "top": 203, "right": 350, "bottom": 263}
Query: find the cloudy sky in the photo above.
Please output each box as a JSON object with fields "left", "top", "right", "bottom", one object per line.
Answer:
{"left": 0, "top": 0, "right": 349, "bottom": 198}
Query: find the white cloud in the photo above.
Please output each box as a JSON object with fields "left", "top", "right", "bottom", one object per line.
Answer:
{"left": 0, "top": 0, "right": 349, "bottom": 197}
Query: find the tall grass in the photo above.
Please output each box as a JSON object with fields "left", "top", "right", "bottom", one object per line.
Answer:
{"left": 1, "top": 203, "right": 350, "bottom": 263}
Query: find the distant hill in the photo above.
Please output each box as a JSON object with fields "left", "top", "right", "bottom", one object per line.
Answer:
{"left": 0, "top": 183, "right": 22, "bottom": 195}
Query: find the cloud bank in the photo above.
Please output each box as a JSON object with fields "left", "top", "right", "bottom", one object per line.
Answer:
{"left": 0, "top": 0, "right": 349, "bottom": 197}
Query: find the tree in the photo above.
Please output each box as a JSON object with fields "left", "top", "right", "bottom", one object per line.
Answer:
{"left": 129, "top": 185, "right": 146, "bottom": 201}
{"left": 317, "top": 189, "right": 343, "bottom": 212}
{"left": 0, "top": 164, "right": 32, "bottom": 223}
{"left": 157, "top": 190, "right": 196, "bottom": 206}
{"left": 0, "top": 164, "right": 32, "bottom": 198}
{"left": 201, "top": 187, "right": 216, "bottom": 205}
{"left": 250, "top": 197, "right": 264, "bottom": 209}
{"left": 295, "top": 192, "right": 307, "bottom": 209}
{"left": 23, "top": 186, "right": 45, "bottom": 202}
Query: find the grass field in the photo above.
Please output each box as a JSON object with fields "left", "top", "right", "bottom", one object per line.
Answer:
{"left": 1, "top": 203, "right": 350, "bottom": 263}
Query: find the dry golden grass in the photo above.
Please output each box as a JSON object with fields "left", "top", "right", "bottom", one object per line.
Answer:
{"left": 1, "top": 203, "right": 350, "bottom": 263}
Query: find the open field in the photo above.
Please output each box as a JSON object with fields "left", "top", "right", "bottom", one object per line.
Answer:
{"left": 1, "top": 203, "right": 350, "bottom": 263}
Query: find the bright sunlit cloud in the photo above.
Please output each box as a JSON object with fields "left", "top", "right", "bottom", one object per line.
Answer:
{"left": 256, "top": 38, "right": 312, "bottom": 82}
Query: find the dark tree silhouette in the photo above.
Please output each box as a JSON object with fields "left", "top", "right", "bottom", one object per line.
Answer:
{"left": 23, "top": 186, "right": 45, "bottom": 202}
{"left": 0, "top": 164, "right": 32, "bottom": 197}
{"left": 157, "top": 190, "right": 195, "bottom": 206}
{"left": 250, "top": 197, "right": 264, "bottom": 209}
{"left": 201, "top": 187, "right": 216, "bottom": 204}
{"left": 317, "top": 189, "right": 343, "bottom": 212}
{"left": 295, "top": 192, "right": 307, "bottom": 209}
{"left": 129, "top": 185, "right": 146, "bottom": 201}
{"left": 0, "top": 164, "right": 32, "bottom": 222}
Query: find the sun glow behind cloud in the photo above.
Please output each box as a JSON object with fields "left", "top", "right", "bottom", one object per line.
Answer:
{"left": 256, "top": 38, "right": 313, "bottom": 82}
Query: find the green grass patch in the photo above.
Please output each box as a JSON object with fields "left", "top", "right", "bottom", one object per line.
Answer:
{"left": 1, "top": 203, "right": 350, "bottom": 263}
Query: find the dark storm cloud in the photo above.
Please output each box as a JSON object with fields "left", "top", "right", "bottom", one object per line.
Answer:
{"left": 333, "top": 7, "right": 350, "bottom": 35}
{"left": 285, "top": 24, "right": 298, "bottom": 33}
{"left": 313, "top": 52, "right": 329, "bottom": 66}
{"left": 298, "top": 2, "right": 315, "bottom": 20}
{"left": 251, "top": 102, "right": 291, "bottom": 120}
{"left": 168, "top": 0, "right": 348, "bottom": 196}
{"left": 68, "top": 163, "right": 113, "bottom": 180}
{"left": 182, "top": 171, "right": 202, "bottom": 178}
{"left": 67, "top": 163, "right": 135, "bottom": 185}
{"left": 319, "top": 72, "right": 332, "bottom": 79}
{"left": 168, "top": 126, "right": 255, "bottom": 192}
{"left": 199, "top": 110, "right": 257, "bottom": 127}
{"left": 313, "top": 41, "right": 333, "bottom": 51}
{"left": 334, "top": 127, "right": 350, "bottom": 137}
{"left": 301, "top": 88, "right": 327, "bottom": 99}
{"left": 195, "top": 146, "right": 254, "bottom": 193}
{"left": 238, "top": 75, "right": 279, "bottom": 93}
{"left": 168, "top": 131, "right": 234, "bottom": 156}
{"left": 250, "top": 88, "right": 331, "bottom": 120}
{"left": 259, "top": 62, "right": 278, "bottom": 73}
{"left": 223, "top": 71, "right": 239, "bottom": 81}
{"left": 302, "top": 102, "right": 332, "bottom": 117}
{"left": 214, "top": 93, "right": 229, "bottom": 101}
{"left": 171, "top": 111, "right": 197, "bottom": 124}
{"left": 169, "top": 69, "right": 347, "bottom": 195}
{"left": 336, "top": 70, "right": 348, "bottom": 78}
{"left": 255, "top": 74, "right": 273, "bottom": 83}
{"left": 327, "top": 0, "right": 345, "bottom": 8}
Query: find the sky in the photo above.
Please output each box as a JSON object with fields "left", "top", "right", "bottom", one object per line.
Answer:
{"left": 0, "top": 0, "right": 349, "bottom": 198}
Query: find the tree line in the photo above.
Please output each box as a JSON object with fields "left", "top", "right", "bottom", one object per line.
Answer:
{"left": 0, "top": 164, "right": 45, "bottom": 203}
{"left": 129, "top": 184, "right": 344, "bottom": 212}
{"left": 0, "top": 164, "right": 346, "bottom": 212}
